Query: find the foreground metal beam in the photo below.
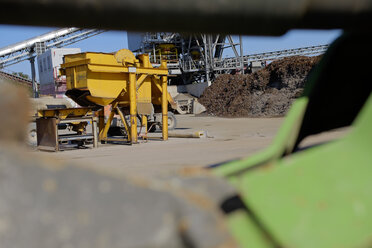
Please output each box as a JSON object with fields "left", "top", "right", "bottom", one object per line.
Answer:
{"left": 0, "top": 0, "right": 372, "bottom": 35}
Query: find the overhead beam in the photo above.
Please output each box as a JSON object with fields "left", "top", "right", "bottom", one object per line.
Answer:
{"left": 0, "top": 0, "right": 372, "bottom": 35}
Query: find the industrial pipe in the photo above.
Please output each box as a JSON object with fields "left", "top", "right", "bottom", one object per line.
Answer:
{"left": 168, "top": 131, "right": 206, "bottom": 139}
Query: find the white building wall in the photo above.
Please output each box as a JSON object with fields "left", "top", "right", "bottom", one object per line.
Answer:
{"left": 37, "top": 48, "right": 81, "bottom": 95}
{"left": 37, "top": 48, "right": 81, "bottom": 85}
{"left": 37, "top": 50, "right": 54, "bottom": 86}
{"left": 50, "top": 48, "right": 81, "bottom": 79}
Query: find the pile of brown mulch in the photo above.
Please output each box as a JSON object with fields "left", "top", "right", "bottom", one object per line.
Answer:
{"left": 199, "top": 56, "right": 320, "bottom": 117}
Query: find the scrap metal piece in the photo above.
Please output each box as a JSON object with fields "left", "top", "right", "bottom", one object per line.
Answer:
{"left": 36, "top": 117, "right": 58, "bottom": 151}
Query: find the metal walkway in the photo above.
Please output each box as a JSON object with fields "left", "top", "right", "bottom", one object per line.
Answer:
{"left": 181, "top": 44, "right": 328, "bottom": 74}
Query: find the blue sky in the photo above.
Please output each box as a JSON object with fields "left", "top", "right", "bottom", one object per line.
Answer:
{"left": 0, "top": 24, "right": 342, "bottom": 80}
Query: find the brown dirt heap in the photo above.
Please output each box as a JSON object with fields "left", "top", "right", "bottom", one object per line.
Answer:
{"left": 199, "top": 56, "right": 320, "bottom": 117}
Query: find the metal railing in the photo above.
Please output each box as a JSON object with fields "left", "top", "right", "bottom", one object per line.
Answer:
{"left": 179, "top": 44, "right": 328, "bottom": 73}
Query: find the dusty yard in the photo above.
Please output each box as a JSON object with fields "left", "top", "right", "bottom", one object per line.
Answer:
{"left": 31, "top": 115, "right": 283, "bottom": 176}
{"left": 30, "top": 114, "right": 347, "bottom": 178}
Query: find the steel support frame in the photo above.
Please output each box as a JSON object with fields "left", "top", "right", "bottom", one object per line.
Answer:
{"left": 37, "top": 116, "right": 98, "bottom": 151}
{"left": 161, "top": 60, "right": 168, "bottom": 141}
{"left": 97, "top": 63, "right": 169, "bottom": 144}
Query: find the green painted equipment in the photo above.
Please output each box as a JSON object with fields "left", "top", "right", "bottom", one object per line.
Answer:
{"left": 214, "top": 32, "right": 372, "bottom": 247}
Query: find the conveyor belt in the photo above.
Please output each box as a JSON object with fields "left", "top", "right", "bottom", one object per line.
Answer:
{"left": 0, "top": 28, "right": 105, "bottom": 68}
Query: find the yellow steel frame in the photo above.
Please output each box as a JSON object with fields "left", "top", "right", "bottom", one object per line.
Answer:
{"left": 62, "top": 49, "right": 170, "bottom": 144}
{"left": 38, "top": 107, "right": 93, "bottom": 119}
{"left": 99, "top": 102, "right": 132, "bottom": 142}
{"left": 99, "top": 103, "right": 117, "bottom": 141}
{"left": 161, "top": 61, "right": 168, "bottom": 141}
{"left": 129, "top": 70, "right": 138, "bottom": 143}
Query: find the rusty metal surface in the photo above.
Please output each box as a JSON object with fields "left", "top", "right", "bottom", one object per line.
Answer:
{"left": 36, "top": 118, "right": 58, "bottom": 151}
{"left": 36, "top": 116, "right": 98, "bottom": 151}
{"left": 0, "top": 0, "right": 372, "bottom": 34}
{"left": 37, "top": 107, "right": 93, "bottom": 119}
{"left": 0, "top": 146, "right": 237, "bottom": 248}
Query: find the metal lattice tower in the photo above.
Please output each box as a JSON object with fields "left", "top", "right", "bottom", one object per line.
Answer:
{"left": 129, "top": 32, "right": 328, "bottom": 84}
{"left": 132, "top": 32, "right": 244, "bottom": 84}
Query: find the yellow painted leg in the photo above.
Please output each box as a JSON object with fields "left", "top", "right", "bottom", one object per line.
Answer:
{"left": 129, "top": 71, "right": 138, "bottom": 143}
{"left": 98, "top": 108, "right": 105, "bottom": 134}
{"left": 116, "top": 106, "right": 131, "bottom": 142}
{"left": 141, "top": 115, "right": 148, "bottom": 139}
{"left": 161, "top": 74, "right": 168, "bottom": 141}
{"left": 99, "top": 103, "right": 117, "bottom": 141}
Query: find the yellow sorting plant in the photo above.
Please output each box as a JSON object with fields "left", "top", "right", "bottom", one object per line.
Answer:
{"left": 60, "top": 49, "right": 176, "bottom": 144}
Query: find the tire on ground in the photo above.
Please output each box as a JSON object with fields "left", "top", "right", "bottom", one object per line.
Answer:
{"left": 159, "top": 112, "right": 177, "bottom": 130}
{"left": 27, "top": 122, "right": 37, "bottom": 147}
{"left": 167, "top": 112, "right": 177, "bottom": 130}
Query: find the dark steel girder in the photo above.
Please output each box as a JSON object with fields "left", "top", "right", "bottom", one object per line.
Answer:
{"left": 0, "top": 0, "right": 372, "bottom": 35}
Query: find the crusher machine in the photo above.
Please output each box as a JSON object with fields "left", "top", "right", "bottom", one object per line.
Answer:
{"left": 36, "top": 49, "right": 177, "bottom": 150}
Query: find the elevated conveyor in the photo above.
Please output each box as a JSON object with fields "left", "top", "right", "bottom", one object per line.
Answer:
{"left": 0, "top": 28, "right": 105, "bottom": 68}
{"left": 0, "top": 27, "right": 106, "bottom": 97}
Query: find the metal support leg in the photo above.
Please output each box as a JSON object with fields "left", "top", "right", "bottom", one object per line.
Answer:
{"left": 141, "top": 115, "right": 148, "bottom": 139}
{"left": 98, "top": 108, "right": 105, "bottom": 134}
{"left": 99, "top": 103, "right": 116, "bottom": 141}
{"left": 116, "top": 106, "right": 131, "bottom": 142}
{"left": 129, "top": 71, "right": 138, "bottom": 143}
{"left": 161, "top": 70, "right": 168, "bottom": 141}
{"left": 30, "top": 57, "right": 39, "bottom": 98}
{"left": 202, "top": 35, "right": 210, "bottom": 85}
{"left": 92, "top": 117, "right": 98, "bottom": 148}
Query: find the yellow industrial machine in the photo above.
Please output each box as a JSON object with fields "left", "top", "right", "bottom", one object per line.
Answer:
{"left": 30, "top": 97, "right": 100, "bottom": 150}
{"left": 36, "top": 107, "right": 98, "bottom": 151}
{"left": 154, "top": 44, "right": 178, "bottom": 62}
{"left": 60, "top": 49, "right": 175, "bottom": 144}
